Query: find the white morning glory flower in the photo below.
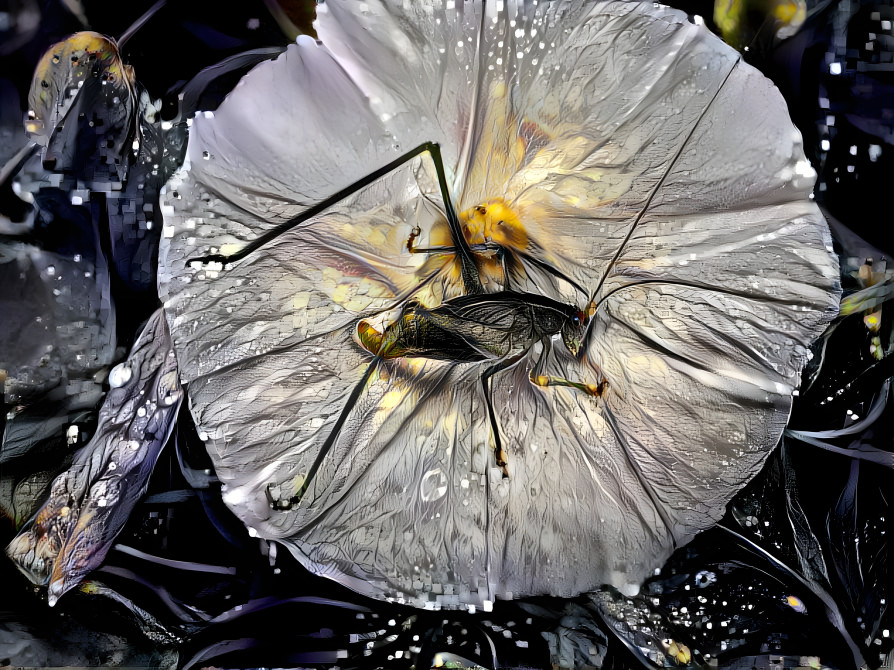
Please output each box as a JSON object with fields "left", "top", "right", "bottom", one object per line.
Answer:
{"left": 158, "top": 0, "right": 839, "bottom": 607}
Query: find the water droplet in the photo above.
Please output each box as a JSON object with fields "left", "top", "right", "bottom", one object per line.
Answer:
{"left": 108, "top": 363, "right": 133, "bottom": 388}
{"left": 695, "top": 570, "right": 716, "bottom": 587}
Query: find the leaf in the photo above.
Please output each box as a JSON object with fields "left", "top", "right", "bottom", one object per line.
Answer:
{"left": 26, "top": 32, "right": 136, "bottom": 177}
{"left": 6, "top": 309, "right": 182, "bottom": 605}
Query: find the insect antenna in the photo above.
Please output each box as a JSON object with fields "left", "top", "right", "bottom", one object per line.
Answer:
{"left": 577, "top": 57, "right": 740, "bottom": 359}
{"left": 190, "top": 142, "right": 483, "bottom": 295}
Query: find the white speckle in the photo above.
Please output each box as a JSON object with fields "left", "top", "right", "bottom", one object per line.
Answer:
{"left": 483, "top": 600, "right": 493, "bottom": 612}
{"left": 247, "top": 527, "right": 258, "bottom": 537}
{"left": 620, "top": 582, "right": 640, "bottom": 597}
{"left": 71, "top": 195, "right": 83, "bottom": 206}
{"left": 66, "top": 425, "right": 78, "bottom": 445}
{"left": 109, "top": 363, "right": 132, "bottom": 388}
{"left": 869, "top": 145, "right": 882, "bottom": 161}
{"left": 821, "top": 139, "right": 830, "bottom": 151}
{"left": 12, "top": 181, "right": 33, "bottom": 203}
{"left": 224, "top": 486, "right": 247, "bottom": 506}
{"left": 830, "top": 62, "right": 842, "bottom": 75}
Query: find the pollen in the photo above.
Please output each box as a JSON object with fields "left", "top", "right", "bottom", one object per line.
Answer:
{"left": 459, "top": 197, "right": 528, "bottom": 251}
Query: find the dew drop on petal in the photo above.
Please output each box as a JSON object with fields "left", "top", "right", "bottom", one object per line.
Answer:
{"left": 108, "top": 363, "right": 132, "bottom": 388}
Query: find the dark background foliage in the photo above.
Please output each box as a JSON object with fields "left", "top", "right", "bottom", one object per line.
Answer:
{"left": 0, "top": 1, "right": 890, "bottom": 668}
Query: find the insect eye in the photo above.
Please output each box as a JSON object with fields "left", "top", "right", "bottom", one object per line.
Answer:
{"left": 476, "top": 206, "right": 486, "bottom": 215}
{"left": 572, "top": 314, "right": 580, "bottom": 325}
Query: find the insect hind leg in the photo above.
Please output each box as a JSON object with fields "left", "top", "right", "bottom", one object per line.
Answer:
{"left": 189, "top": 142, "right": 481, "bottom": 298}
{"left": 267, "top": 355, "right": 382, "bottom": 510}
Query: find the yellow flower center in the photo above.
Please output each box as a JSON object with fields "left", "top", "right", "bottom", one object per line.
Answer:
{"left": 459, "top": 197, "right": 528, "bottom": 251}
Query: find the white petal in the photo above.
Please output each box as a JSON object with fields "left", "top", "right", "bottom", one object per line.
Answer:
{"left": 184, "top": 36, "right": 415, "bottom": 225}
